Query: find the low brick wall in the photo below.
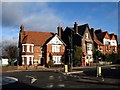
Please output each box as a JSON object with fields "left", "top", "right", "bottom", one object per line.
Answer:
{"left": 2, "top": 66, "right": 18, "bottom": 71}
{"left": 2, "top": 65, "right": 45, "bottom": 72}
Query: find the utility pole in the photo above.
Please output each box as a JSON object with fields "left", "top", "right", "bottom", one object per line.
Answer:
{"left": 68, "top": 30, "right": 73, "bottom": 72}
{"left": 70, "top": 30, "right": 73, "bottom": 68}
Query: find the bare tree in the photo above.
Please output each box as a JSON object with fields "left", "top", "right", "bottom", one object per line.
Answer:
{"left": 2, "top": 44, "right": 18, "bottom": 65}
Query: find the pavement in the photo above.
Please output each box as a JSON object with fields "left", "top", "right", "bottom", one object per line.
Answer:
{"left": 2, "top": 64, "right": 120, "bottom": 87}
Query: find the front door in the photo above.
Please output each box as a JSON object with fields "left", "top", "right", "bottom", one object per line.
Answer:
{"left": 82, "top": 57, "right": 86, "bottom": 67}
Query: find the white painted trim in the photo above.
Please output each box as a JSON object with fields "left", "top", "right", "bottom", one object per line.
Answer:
{"left": 22, "top": 44, "right": 34, "bottom": 53}
{"left": 32, "top": 46, "right": 34, "bottom": 53}
{"left": 53, "top": 55, "right": 62, "bottom": 64}
{"left": 22, "top": 43, "right": 34, "bottom": 46}
{"left": 46, "top": 34, "right": 66, "bottom": 46}
{"left": 22, "top": 55, "right": 34, "bottom": 65}
{"left": 103, "top": 38, "right": 110, "bottom": 45}
{"left": 22, "top": 57, "right": 24, "bottom": 65}
{"left": 22, "top": 55, "right": 34, "bottom": 57}
{"left": 110, "top": 40, "right": 117, "bottom": 46}
{"left": 27, "top": 45, "right": 30, "bottom": 52}
{"left": 22, "top": 45, "right": 25, "bottom": 52}
{"left": 52, "top": 45, "right": 61, "bottom": 52}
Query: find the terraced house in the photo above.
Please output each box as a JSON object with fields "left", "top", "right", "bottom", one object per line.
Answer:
{"left": 95, "top": 29, "right": 118, "bottom": 54}
{"left": 59, "top": 22, "right": 118, "bottom": 66}
{"left": 18, "top": 25, "right": 66, "bottom": 66}
{"left": 60, "top": 22, "right": 94, "bottom": 66}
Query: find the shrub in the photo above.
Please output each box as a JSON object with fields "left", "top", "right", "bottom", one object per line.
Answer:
{"left": 48, "top": 60, "right": 54, "bottom": 68}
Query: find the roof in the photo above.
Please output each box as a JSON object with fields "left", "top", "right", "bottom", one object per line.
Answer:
{"left": 114, "top": 35, "right": 117, "bottom": 40}
{"left": 90, "top": 28, "right": 103, "bottom": 45}
{"left": 22, "top": 31, "right": 55, "bottom": 46}
{"left": 109, "top": 33, "right": 114, "bottom": 38}
{"left": 95, "top": 31, "right": 107, "bottom": 40}
{"left": 94, "top": 40, "right": 103, "bottom": 45}
{"left": 78, "top": 24, "right": 89, "bottom": 36}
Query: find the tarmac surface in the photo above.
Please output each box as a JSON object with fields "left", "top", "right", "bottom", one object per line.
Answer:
{"left": 1, "top": 64, "right": 120, "bottom": 89}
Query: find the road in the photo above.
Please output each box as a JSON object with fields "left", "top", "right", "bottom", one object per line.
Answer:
{"left": 73, "top": 64, "right": 120, "bottom": 79}
{"left": 2, "top": 66, "right": 120, "bottom": 89}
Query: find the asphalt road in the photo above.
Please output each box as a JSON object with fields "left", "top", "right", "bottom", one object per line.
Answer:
{"left": 73, "top": 65, "right": 120, "bottom": 79}
{"left": 2, "top": 67, "right": 120, "bottom": 89}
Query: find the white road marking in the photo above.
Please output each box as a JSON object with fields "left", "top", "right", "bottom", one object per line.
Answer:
{"left": 49, "top": 75, "right": 54, "bottom": 80}
{"left": 31, "top": 78, "right": 37, "bottom": 84}
{"left": 25, "top": 75, "right": 37, "bottom": 84}
{"left": 111, "top": 67, "right": 116, "bottom": 69}
{"left": 2, "top": 77, "right": 18, "bottom": 85}
{"left": 46, "top": 83, "right": 54, "bottom": 88}
{"left": 57, "top": 84, "right": 65, "bottom": 88}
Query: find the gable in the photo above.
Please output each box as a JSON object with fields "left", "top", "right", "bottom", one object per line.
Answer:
{"left": 104, "top": 33, "right": 110, "bottom": 39}
{"left": 111, "top": 35, "right": 116, "bottom": 40}
{"left": 83, "top": 27, "right": 92, "bottom": 40}
{"left": 47, "top": 35, "right": 65, "bottom": 45}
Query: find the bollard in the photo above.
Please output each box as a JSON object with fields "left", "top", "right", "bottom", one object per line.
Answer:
{"left": 64, "top": 65, "right": 68, "bottom": 73}
{"left": 97, "top": 66, "right": 101, "bottom": 77}
{"left": 98, "top": 66, "right": 101, "bottom": 77}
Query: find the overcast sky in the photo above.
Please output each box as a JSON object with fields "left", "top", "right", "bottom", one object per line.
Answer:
{"left": 1, "top": 1, "right": 120, "bottom": 45}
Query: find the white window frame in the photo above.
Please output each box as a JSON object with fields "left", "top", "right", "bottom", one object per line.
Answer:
{"left": 53, "top": 56, "right": 62, "bottom": 64}
{"left": 52, "top": 45, "right": 61, "bottom": 52}
{"left": 22, "top": 45, "right": 25, "bottom": 52}
{"left": 22, "top": 44, "right": 34, "bottom": 53}
{"left": 27, "top": 45, "right": 30, "bottom": 52}
{"left": 22, "top": 55, "right": 34, "bottom": 65}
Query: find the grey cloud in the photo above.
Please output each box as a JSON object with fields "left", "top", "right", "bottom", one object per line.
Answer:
{"left": 2, "top": 2, "right": 63, "bottom": 32}
{"left": 2, "top": 2, "right": 25, "bottom": 27}
{"left": 2, "top": 2, "right": 66, "bottom": 45}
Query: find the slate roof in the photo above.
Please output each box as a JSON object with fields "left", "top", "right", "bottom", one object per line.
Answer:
{"left": 90, "top": 28, "right": 103, "bottom": 45}
{"left": 77, "top": 24, "right": 89, "bottom": 36}
{"left": 95, "top": 31, "right": 107, "bottom": 40}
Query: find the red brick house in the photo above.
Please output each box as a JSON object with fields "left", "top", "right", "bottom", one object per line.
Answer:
{"left": 18, "top": 25, "right": 66, "bottom": 66}
{"left": 90, "top": 28, "right": 103, "bottom": 52}
{"left": 61, "top": 22, "right": 93, "bottom": 66}
{"left": 95, "top": 29, "right": 118, "bottom": 55}
{"left": 109, "top": 33, "right": 117, "bottom": 53}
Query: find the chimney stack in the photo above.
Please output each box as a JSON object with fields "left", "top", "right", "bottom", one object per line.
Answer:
{"left": 20, "top": 24, "right": 24, "bottom": 31}
{"left": 57, "top": 25, "right": 62, "bottom": 38}
{"left": 74, "top": 22, "right": 78, "bottom": 34}
{"left": 91, "top": 28, "right": 94, "bottom": 33}
{"left": 19, "top": 24, "right": 25, "bottom": 44}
